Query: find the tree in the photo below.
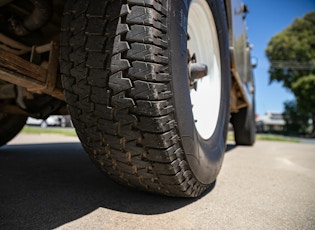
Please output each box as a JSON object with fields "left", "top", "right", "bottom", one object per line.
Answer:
{"left": 282, "top": 100, "right": 310, "bottom": 135}
{"left": 266, "top": 11, "right": 315, "bottom": 135}
{"left": 291, "top": 75, "right": 315, "bottom": 134}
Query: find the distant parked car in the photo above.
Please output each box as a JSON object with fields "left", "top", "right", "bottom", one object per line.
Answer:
{"left": 26, "top": 116, "right": 66, "bottom": 128}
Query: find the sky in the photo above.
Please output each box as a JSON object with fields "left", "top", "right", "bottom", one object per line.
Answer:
{"left": 242, "top": 0, "right": 315, "bottom": 116}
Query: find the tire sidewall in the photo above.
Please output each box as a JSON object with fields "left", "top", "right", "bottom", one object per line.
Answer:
{"left": 231, "top": 97, "right": 256, "bottom": 146}
{"left": 0, "top": 114, "right": 27, "bottom": 146}
{"left": 169, "top": 0, "right": 230, "bottom": 184}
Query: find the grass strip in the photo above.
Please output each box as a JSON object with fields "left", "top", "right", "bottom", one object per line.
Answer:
{"left": 22, "top": 126, "right": 77, "bottom": 137}
{"left": 256, "top": 134, "right": 299, "bottom": 143}
{"left": 228, "top": 132, "right": 299, "bottom": 143}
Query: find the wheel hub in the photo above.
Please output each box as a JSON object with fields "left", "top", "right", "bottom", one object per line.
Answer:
{"left": 188, "top": 0, "right": 221, "bottom": 140}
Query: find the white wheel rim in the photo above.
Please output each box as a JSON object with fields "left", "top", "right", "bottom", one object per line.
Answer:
{"left": 188, "top": 0, "right": 221, "bottom": 140}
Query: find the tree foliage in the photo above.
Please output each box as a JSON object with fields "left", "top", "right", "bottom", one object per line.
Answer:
{"left": 291, "top": 75, "right": 315, "bottom": 114}
{"left": 266, "top": 12, "right": 315, "bottom": 135}
{"left": 282, "top": 100, "right": 310, "bottom": 134}
{"left": 266, "top": 12, "right": 315, "bottom": 88}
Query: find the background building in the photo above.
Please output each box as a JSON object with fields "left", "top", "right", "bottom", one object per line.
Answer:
{"left": 256, "top": 112, "right": 285, "bottom": 133}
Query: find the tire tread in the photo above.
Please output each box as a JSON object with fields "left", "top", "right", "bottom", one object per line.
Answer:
{"left": 61, "top": 0, "right": 208, "bottom": 197}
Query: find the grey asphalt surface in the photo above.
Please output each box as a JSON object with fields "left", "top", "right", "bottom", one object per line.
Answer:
{"left": 1, "top": 134, "right": 315, "bottom": 230}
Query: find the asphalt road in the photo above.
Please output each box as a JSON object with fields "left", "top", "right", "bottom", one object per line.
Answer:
{"left": 1, "top": 134, "right": 315, "bottom": 230}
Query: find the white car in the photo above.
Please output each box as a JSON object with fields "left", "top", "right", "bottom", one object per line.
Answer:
{"left": 26, "top": 116, "right": 65, "bottom": 128}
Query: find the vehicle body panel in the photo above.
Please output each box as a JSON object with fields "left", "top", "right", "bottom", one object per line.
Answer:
{"left": 225, "top": 0, "right": 255, "bottom": 111}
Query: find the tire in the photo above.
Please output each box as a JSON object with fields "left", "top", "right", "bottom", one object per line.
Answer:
{"left": 0, "top": 113, "right": 27, "bottom": 146}
{"left": 60, "top": 0, "right": 230, "bottom": 197}
{"left": 231, "top": 103, "right": 256, "bottom": 146}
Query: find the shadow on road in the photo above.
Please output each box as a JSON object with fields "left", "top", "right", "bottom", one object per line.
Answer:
{"left": 226, "top": 143, "right": 237, "bottom": 152}
{"left": 0, "top": 142, "right": 233, "bottom": 229}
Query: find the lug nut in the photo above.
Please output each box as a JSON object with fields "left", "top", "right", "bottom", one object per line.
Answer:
{"left": 189, "top": 63, "right": 208, "bottom": 81}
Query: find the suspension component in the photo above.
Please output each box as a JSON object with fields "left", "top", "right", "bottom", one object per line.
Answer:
{"left": 8, "top": 0, "right": 52, "bottom": 36}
